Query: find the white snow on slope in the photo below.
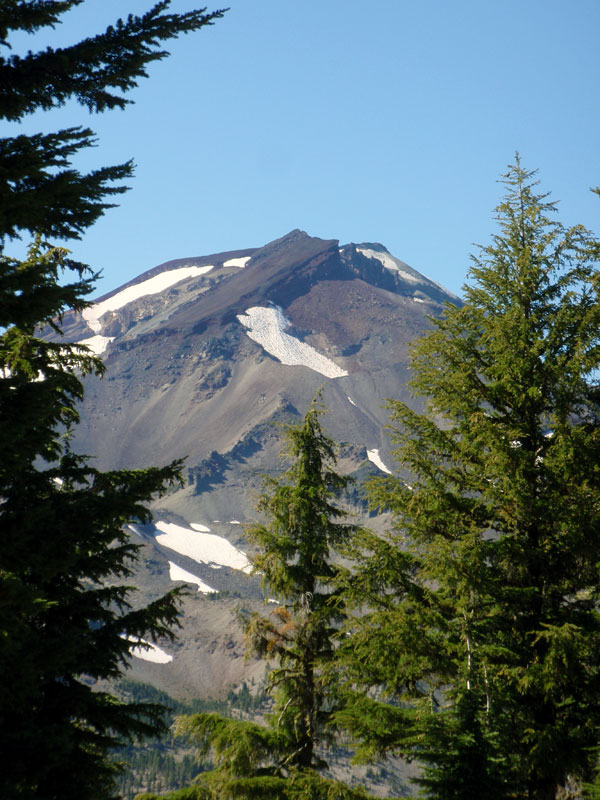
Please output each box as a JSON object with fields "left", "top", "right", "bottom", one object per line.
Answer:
{"left": 155, "top": 521, "right": 252, "bottom": 574}
{"left": 82, "top": 265, "right": 214, "bottom": 333}
{"left": 190, "top": 522, "right": 211, "bottom": 532}
{"left": 168, "top": 561, "right": 217, "bottom": 593}
{"left": 347, "top": 396, "right": 357, "bottom": 407}
{"left": 357, "top": 247, "right": 421, "bottom": 284}
{"left": 237, "top": 305, "right": 348, "bottom": 379}
{"left": 367, "top": 448, "right": 392, "bottom": 474}
{"left": 77, "top": 334, "right": 115, "bottom": 355}
{"left": 223, "top": 256, "right": 251, "bottom": 268}
{"left": 122, "top": 635, "right": 173, "bottom": 664}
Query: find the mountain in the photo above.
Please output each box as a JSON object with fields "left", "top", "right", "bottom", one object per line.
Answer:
{"left": 58, "top": 229, "right": 459, "bottom": 699}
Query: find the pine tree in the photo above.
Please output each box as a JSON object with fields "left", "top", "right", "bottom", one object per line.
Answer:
{"left": 583, "top": 752, "right": 600, "bottom": 800}
{"left": 0, "top": 4, "right": 225, "bottom": 798}
{"left": 155, "top": 401, "right": 383, "bottom": 799}
{"left": 338, "top": 158, "right": 600, "bottom": 800}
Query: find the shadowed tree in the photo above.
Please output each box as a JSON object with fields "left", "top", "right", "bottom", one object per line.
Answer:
{"left": 337, "top": 158, "right": 600, "bottom": 800}
{"left": 0, "top": 3, "right": 225, "bottom": 798}
{"left": 149, "top": 400, "right": 384, "bottom": 799}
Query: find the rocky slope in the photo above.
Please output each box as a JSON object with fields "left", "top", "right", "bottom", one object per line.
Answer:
{"left": 59, "top": 229, "right": 458, "bottom": 699}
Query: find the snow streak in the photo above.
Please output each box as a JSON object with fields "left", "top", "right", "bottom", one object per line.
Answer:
{"left": 82, "top": 265, "right": 214, "bottom": 333}
{"left": 223, "top": 256, "right": 251, "bottom": 268}
{"left": 237, "top": 305, "right": 348, "bottom": 379}
{"left": 168, "top": 561, "right": 217, "bottom": 593}
{"left": 155, "top": 521, "right": 252, "bottom": 574}
{"left": 122, "top": 635, "right": 173, "bottom": 664}
{"left": 367, "top": 448, "right": 392, "bottom": 474}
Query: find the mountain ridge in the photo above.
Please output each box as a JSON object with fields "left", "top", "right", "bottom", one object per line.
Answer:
{"left": 50, "top": 228, "right": 459, "bottom": 700}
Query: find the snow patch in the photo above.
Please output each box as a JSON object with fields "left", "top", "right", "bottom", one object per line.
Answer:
{"left": 77, "top": 334, "right": 115, "bottom": 355}
{"left": 168, "top": 561, "right": 218, "bottom": 593}
{"left": 357, "top": 247, "right": 421, "bottom": 284}
{"left": 413, "top": 297, "right": 425, "bottom": 304}
{"left": 356, "top": 247, "right": 458, "bottom": 298}
{"left": 82, "top": 265, "right": 214, "bottom": 333}
{"left": 367, "top": 448, "right": 392, "bottom": 475}
{"left": 229, "top": 520, "right": 241, "bottom": 525}
{"left": 190, "top": 522, "right": 211, "bottom": 532}
{"left": 347, "top": 396, "right": 357, "bottom": 407}
{"left": 237, "top": 305, "right": 348, "bottom": 379}
{"left": 223, "top": 256, "right": 251, "bottom": 268}
{"left": 155, "top": 521, "right": 252, "bottom": 574}
{"left": 122, "top": 635, "right": 173, "bottom": 664}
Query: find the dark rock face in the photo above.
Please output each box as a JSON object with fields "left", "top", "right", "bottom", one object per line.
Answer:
{"left": 59, "top": 229, "right": 459, "bottom": 699}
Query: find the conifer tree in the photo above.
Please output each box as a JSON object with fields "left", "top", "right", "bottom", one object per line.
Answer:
{"left": 338, "top": 159, "right": 600, "bottom": 800}
{"left": 0, "top": 4, "right": 225, "bottom": 798}
{"left": 152, "top": 401, "right": 382, "bottom": 800}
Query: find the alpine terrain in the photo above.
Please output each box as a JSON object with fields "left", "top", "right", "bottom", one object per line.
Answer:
{"left": 58, "top": 229, "right": 458, "bottom": 699}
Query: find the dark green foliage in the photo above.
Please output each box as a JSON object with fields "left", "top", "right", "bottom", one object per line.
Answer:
{"left": 116, "top": 747, "right": 198, "bottom": 800}
{"left": 0, "top": 3, "right": 225, "bottom": 798}
{"left": 338, "top": 159, "right": 600, "bottom": 800}
{"left": 137, "top": 772, "right": 378, "bottom": 800}
{"left": 112, "top": 681, "right": 271, "bottom": 799}
{"left": 243, "top": 400, "right": 357, "bottom": 771}
{"left": 0, "top": 239, "right": 102, "bottom": 469}
{"left": 0, "top": 237, "right": 185, "bottom": 799}
{"left": 583, "top": 752, "right": 600, "bottom": 800}
{"left": 162, "top": 401, "right": 383, "bottom": 799}
{"left": 415, "top": 688, "right": 507, "bottom": 800}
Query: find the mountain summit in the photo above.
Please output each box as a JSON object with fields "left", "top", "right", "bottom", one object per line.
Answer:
{"left": 61, "top": 230, "right": 458, "bottom": 696}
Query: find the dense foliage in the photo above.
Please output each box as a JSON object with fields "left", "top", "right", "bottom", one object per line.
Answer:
{"left": 110, "top": 681, "right": 268, "bottom": 799}
{"left": 0, "top": 3, "right": 224, "bottom": 799}
{"left": 337, "top": 159, "right": 600, "bottom": 800}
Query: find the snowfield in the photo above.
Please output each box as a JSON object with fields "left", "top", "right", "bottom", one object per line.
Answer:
{"left": 77, "top": 334, "right": 115, "bottom": 356}
{"left": 357, "top": 247, "right": 421, "bottom": 284}
{"left": 122, "top": 635, "right": 173, "bottom": 664}
{"left": 367, "top": 448, "right": 392, "bottom": 474}
{"left": 190, "top": 522, "right": 211, "bottom": 532}
{"left": 237, "top": 305, "right": 348, "bottom": 379}
{"left": 168, "top": 561, "right": 217, "bottom": 593}
{"left": 356, "top": 248, "right": 457, "bottom": 298}
{"left": 82, "top": 265, "right": 214, "bottom": 333}
{"left": 155, "top": 521, "right": 252, "bottom": 574}
{"left": 223, "top": 256, "right": 251, "bottom": 268}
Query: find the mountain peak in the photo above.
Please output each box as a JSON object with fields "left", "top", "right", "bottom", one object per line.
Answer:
{"left": 53, "top": 229, "right": 459, "bottom": 701}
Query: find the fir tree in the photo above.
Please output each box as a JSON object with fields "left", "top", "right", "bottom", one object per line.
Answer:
{"left": 338, "top": 158, "right": 600, "bottom": 800}
{"left": 153, "top": 401, "right": 383, "bottom": 800}
{"left": 0, "top": 4, "right": 225, "bottom": 798}
{"left": 583, "top": 753, "right": 600, "bottom": 800}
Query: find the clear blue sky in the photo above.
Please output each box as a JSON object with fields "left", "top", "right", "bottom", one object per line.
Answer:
{"left": 8, "top": 0, "right": 600, "bottom": 297}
